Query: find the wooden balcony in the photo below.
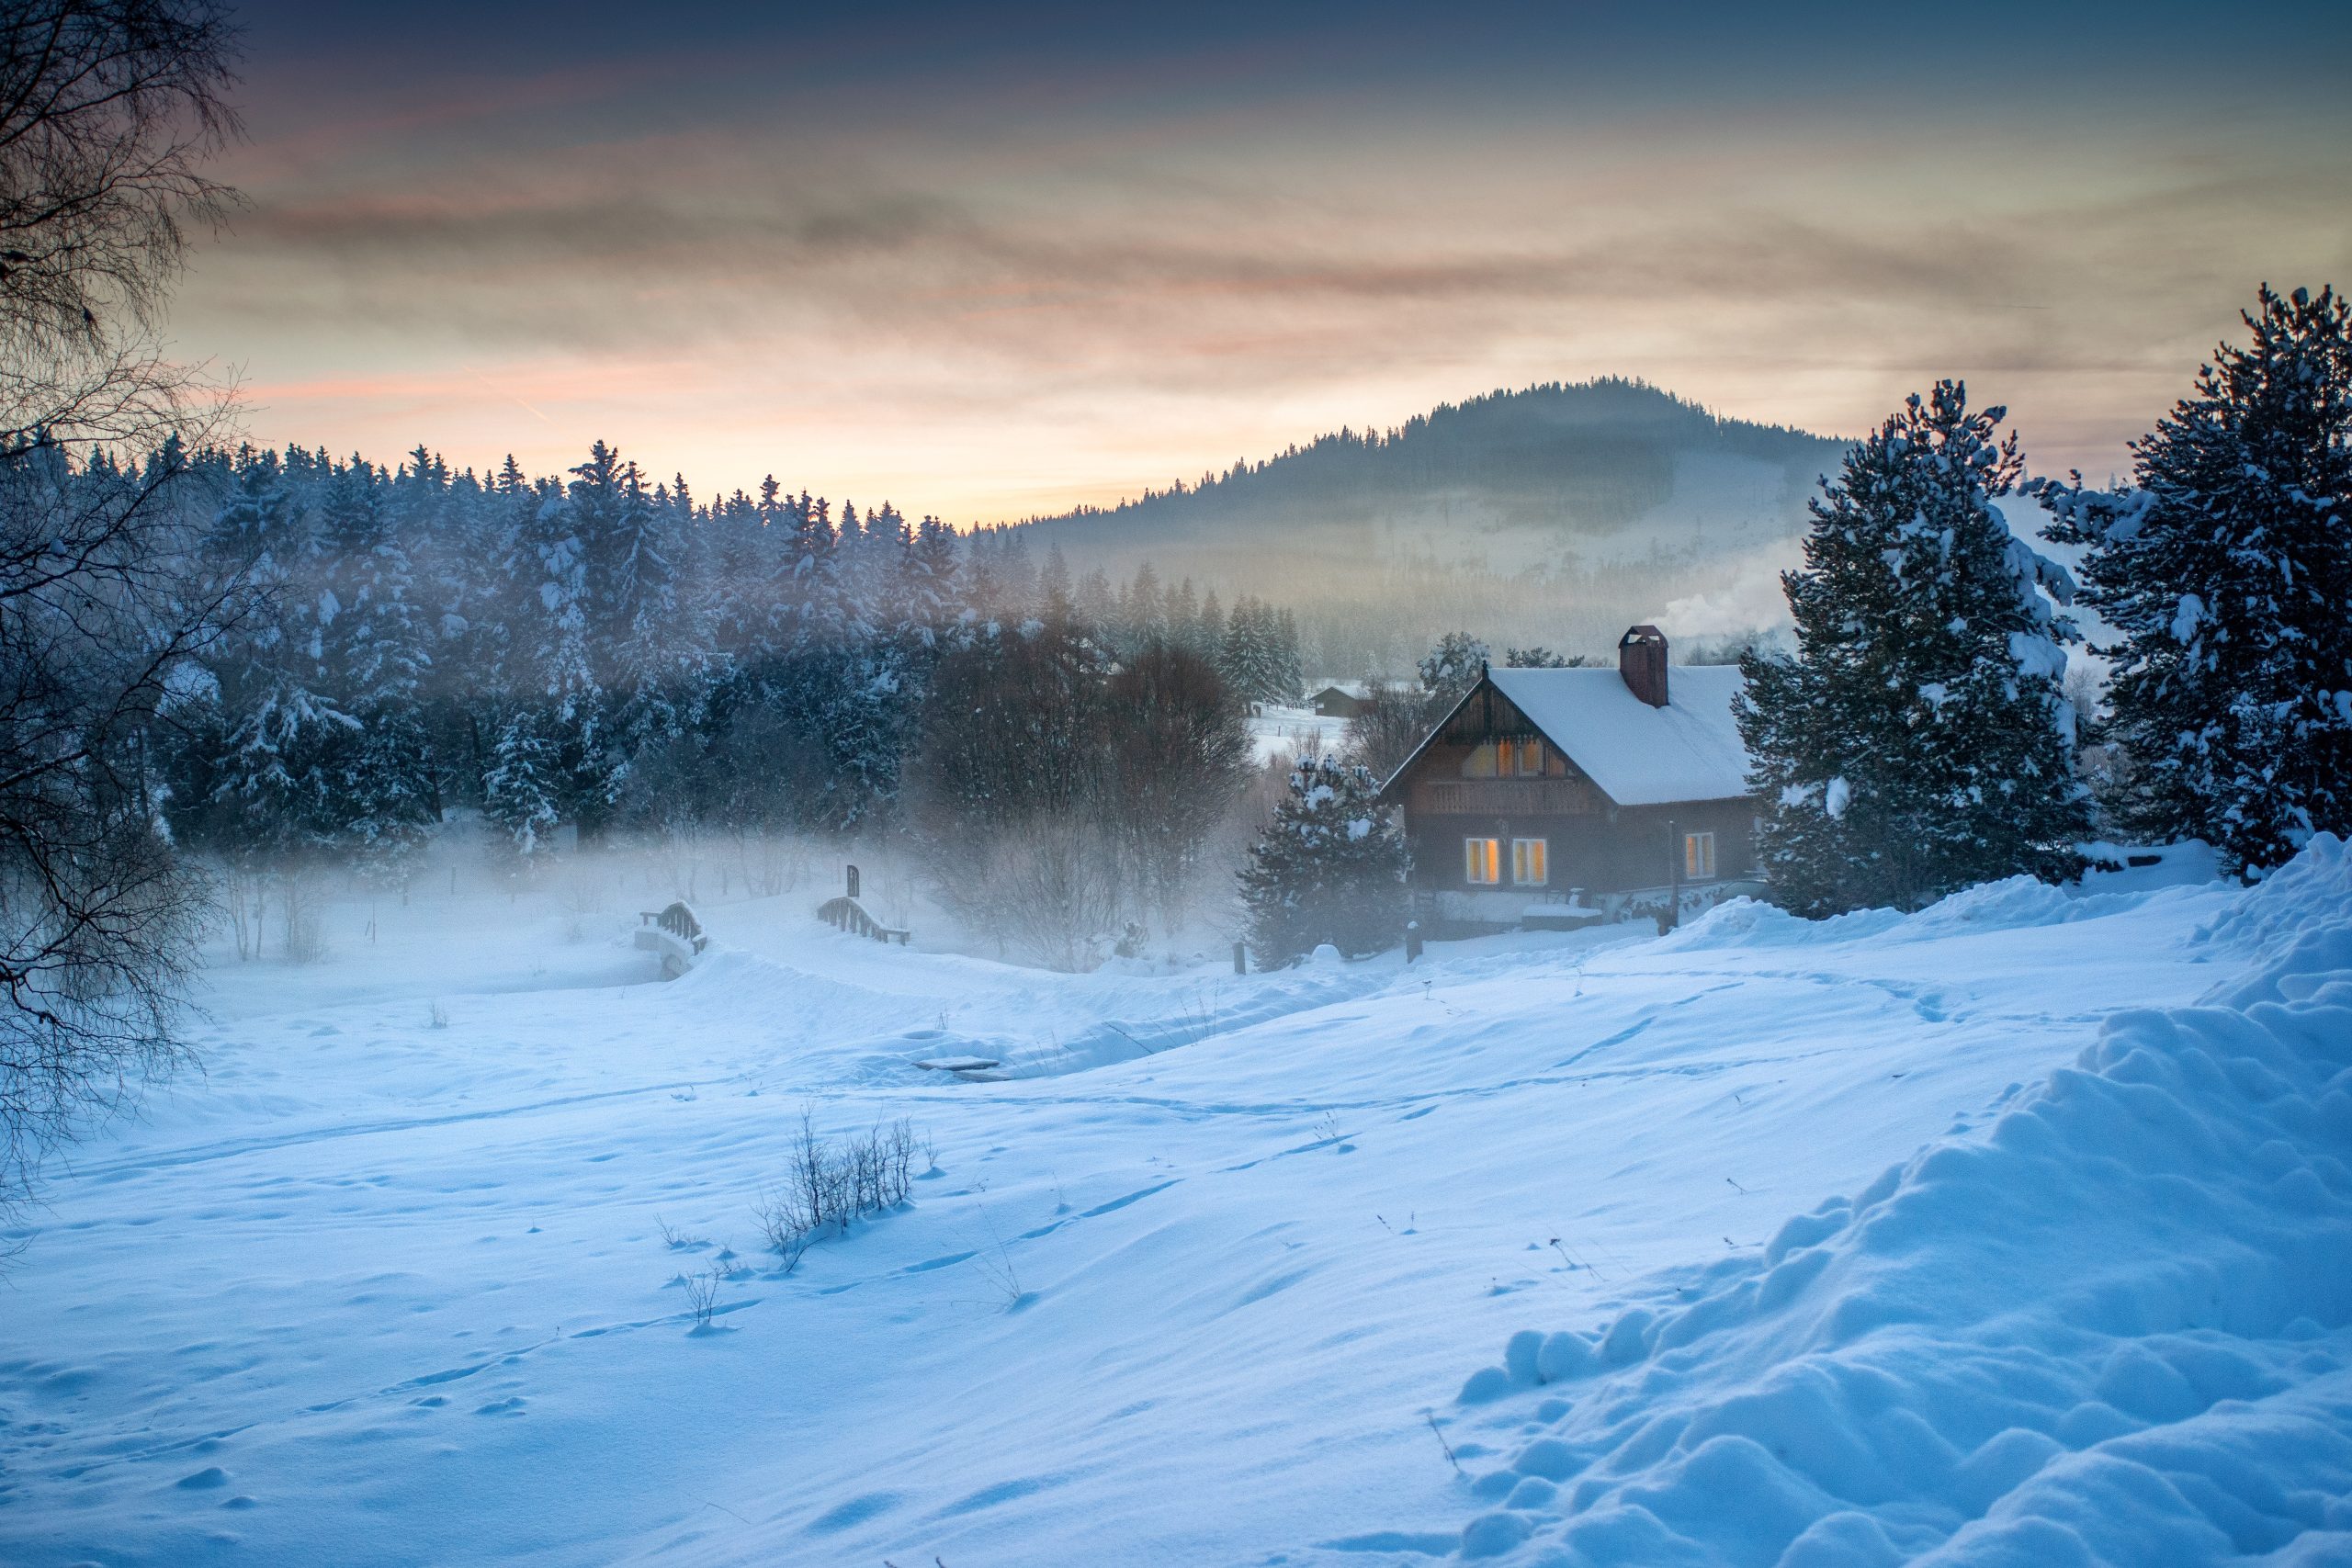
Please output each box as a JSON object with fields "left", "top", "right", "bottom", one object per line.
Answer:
{"left": 1408, "top": 777, "right": 1604, "bottom": 816}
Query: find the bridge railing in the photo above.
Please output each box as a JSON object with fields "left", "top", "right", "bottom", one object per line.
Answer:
{"left": 638, "top": 900, "right": 707, "bottom": 953}
{"left": 816, "top": 894, "right": 911, "bottom": 945}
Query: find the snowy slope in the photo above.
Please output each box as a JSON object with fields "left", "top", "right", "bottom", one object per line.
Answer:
{"left": 0, "top": 847, "right": 2331, "bottom": 1566}
{"left": 1424, "top": 840, "right": 2352, "bottom": 1566}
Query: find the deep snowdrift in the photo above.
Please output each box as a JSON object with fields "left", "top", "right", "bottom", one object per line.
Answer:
{"left": 1438, "top": 839, "right": 2352, "bottom": 1565}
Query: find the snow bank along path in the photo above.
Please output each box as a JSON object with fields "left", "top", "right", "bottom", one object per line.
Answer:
{"left": 1430, "top": 839, "right": 2352, "bottom": 1566}
{"left": 0, "top": 848, "right": 2319, "bottom": 1565}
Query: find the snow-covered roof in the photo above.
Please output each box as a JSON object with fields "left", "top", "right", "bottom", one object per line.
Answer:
{"left": 1485, "top": 664, "right": 1753, "bottom": 806}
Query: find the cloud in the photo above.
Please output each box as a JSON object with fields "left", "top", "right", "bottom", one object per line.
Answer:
{"left": 164, "top": 9, "right": 2352, "bottom": 517}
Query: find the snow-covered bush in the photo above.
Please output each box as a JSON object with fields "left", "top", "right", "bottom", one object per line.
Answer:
{"left": 1238, "top": 755, "right": 1408, "bottom": 966}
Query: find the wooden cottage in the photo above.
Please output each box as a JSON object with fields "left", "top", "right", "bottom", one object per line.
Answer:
{"left": 1378, "top": 626, "right": 1762, "bottom": 933}
{"left": 1309, "top": 684, "right": 1370, "bottom": 719}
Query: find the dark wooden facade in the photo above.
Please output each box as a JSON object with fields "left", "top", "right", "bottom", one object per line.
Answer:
{"left": 1309, "top": 685, "right": 1369, "bottom": 719}
{"left": 1381, "top": 676, "right": 1758, "bottom": 934}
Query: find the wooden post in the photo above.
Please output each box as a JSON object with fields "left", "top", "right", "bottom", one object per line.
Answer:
{"left": 846, "top": 863, "right": 860, "bottom": 899}
{"left": 1405, "top": 920, "right": 1422, "bottom": 963}
{"left": 1666, "top": 818, "right": 1682, "bottom": 932}
{"left": 1233, "top": 940, "right": 1248, "bottom": 976}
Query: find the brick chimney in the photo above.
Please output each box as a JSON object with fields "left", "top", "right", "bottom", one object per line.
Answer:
{"left": 1618, "top": 625, "right": 1668, "bottom": 707}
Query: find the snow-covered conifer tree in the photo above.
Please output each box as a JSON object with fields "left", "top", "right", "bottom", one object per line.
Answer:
{"left": 1073, "top": 566, "right": 1116, "bottom": 637}
{"left": 1196, "top": 589, "right": 1225, "bottom": 660}
{"left": 2037, "top": 285, "right": 2352, "bottom": 874}
{"left": 488, "top": 469, "right": 605, "bottom": 849}
{"left": 1238, "top": 755, "right": 1408, "bottom": 965}
{"left": 1272, "top": 606, "right": 1305, "bottom": 704}
{"left": 481, "top": 711, "right": 561, "bottom": 856}
{"left": 1116, "top": 561, "right": 1164, "bottom": 657}
{"left": 1164, "top": 577, "right": 1203, "bottom": 655}
{"left": 1737, "top": 382, "right": 2090, "bottom": 915}
{"left": 317, "top": 457, "right": 435, "bottom": 868}
{"left": 568, "top": 442, "right": 689, "bottom": 785}
{"left": 1221, "top": 596, "right": 1278, "bottom": 705}
{"left": 907, "top": 514, "right": 962, "bottom": 642}
{"left": 1416, "top": 631, "right": 1489, "bottom": 705}
{"left": 177, "top": 449, "right": 353, "bottom": 861}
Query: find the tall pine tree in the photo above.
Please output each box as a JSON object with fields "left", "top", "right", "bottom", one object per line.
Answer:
{"left": 2038, "top": 285, "right": 2352, "bottom": 875}
{"left": 1736, "top": 382, "right": 2089, "bottom": 915}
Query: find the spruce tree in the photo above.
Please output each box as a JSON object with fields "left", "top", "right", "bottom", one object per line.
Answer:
{"left": 2037, "top": 285, "right": 2352, "bottom": 874}
{"left": 1736, "top": 381, "right": 2089, "bottom": 916}
{"left": 1222, "top": 595, "right": 1279, "bottom": 705}
{"left": 181, "top": 449, "right": 351, "bottom": 863}
{"left": 1272, "top": 607, "right": 1305, "bottom": 704}
{"left": 499, "top": 476, "right": 605, "bottom": 847}
{"left": 317, "top": 457, "right": 435, "bottom": 870}
{"left": 1165, "top": 577, "right": 1202, "bottom": 656}
{"left": 568, "top": 442, "right": 686, "bottom": 784}
{"left": 1073, "top": 566, "right": 1115, "bottom": 638}
{"left": 1238, "top": 755, "right": 1409, "bottom": 965}
{"left": 482, "top": 710, "right": 562, "bottom": 856}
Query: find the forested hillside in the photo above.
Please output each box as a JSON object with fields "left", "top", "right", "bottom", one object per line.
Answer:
{"left": 1003, "top": 379, "right": 1849, "bottom": 671}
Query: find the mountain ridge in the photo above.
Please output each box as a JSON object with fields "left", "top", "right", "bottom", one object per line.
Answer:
{"left": 996, "top": 378, "right": 1851, "bottom": 671}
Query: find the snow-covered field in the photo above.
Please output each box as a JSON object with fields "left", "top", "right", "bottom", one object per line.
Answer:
{"left": 3, "top": 842, "right": 2347, "bottom": 1565}
{"left": 1250, "top": 703, "right": 1350, "bottom": 763}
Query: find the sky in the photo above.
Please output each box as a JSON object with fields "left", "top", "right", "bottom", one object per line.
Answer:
{"left": 174, "top": 1, "right": 2352, "bottom": 522}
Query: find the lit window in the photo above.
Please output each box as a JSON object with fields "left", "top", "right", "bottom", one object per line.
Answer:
{"left": 1493, "top": 737, "right": 1545, "bottom": 777}
{"left": 1464, "top": 838, "right": 1501, "bottom": 885}
{"left": 1511, "top": 838, "right": 1548, "bottom": 886}
{"left": 1683, "top": 831, "right": 1716, "bottom": 879}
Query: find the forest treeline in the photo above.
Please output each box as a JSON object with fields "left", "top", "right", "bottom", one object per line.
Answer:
{"left": 133, "top": 439, "right": 1320, "bottom": 958}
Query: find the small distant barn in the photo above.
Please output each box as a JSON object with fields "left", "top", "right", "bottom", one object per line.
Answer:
{"left": 1378, "top": 626, "right": 1761, "bottom": 933}
{"left": 1309, "top": 684, "right": 1369, "bottom": 719}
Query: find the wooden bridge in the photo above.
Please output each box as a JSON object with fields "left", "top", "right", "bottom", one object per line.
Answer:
{"left": 816, "top": 862, "right": 911, "bottom": 945}
{"left": 816, "top": 894, "right": 911, "bottom": 944}
{"left": 634, "top": 901, "right": 708, "bottom": 978}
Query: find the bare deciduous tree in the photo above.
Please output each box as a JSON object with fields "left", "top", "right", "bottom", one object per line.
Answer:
{"left": 1341, "top": 682, "right": 1438, "bottom": 781}
{"left": 0, "top": 1, "right": 242, "bottom": 1228}
{"left": 1103, "top": 640, "right": 1251, "bottom": 931}
{"left": 910, "top": 623, "right": 1252, "bottom": 966}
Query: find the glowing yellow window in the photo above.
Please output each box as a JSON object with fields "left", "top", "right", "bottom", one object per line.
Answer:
{"left": 1511, "top": 838, "right": 1547, "bottom": 886}
{"left": 1464, "top": 837, "right": 1501, "bottom": 885}
{"left": 1493, "top": 737, "right": 1545, "bottom": 777}
{"left": 1683, "top": 831, "right": 1716, "bottom": 879}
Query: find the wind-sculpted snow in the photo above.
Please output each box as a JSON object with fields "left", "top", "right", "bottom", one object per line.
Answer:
{"left": 1441, "top": 836, "right": 2352, "bottom": 1565}
{"left": 0, "top": 855, "right": 2323, "bottom": 1566}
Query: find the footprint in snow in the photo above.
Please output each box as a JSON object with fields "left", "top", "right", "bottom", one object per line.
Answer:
{"left": 474, "top": 1396, "right": 526, "bottom": 1416}
{"left": 176, "top": 1467, "right": 230, "bottom": 1490}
